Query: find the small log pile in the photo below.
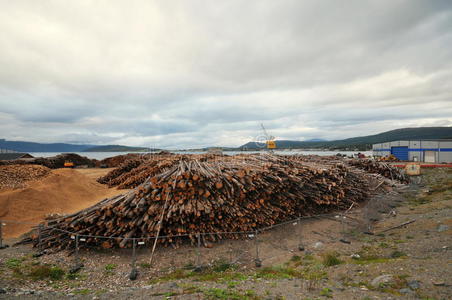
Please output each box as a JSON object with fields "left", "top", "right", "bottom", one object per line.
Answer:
{"left": 25, "top": 154, "right": 372, "bottom": 251}
{"left": 96, "top": 153, "right": 152, "bottom": 168}
{"left": 0, "top": 153, "right": 96, "bottom": 169}
{"left": 97, "top": 157, "right": 147, "bottom": 187}
{"left": 347, "top": 159, "right": 409, "bottom": 183}
{"left": 0, "top": 165, "right": 51, "bottom": 190}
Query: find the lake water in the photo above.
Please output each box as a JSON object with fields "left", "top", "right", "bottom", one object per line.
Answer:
{"left": 30, "top": 150, "right": 373, "bottom": 160}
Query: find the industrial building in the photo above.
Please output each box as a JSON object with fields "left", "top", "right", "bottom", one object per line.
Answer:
{"left": 372, "top": 140, "right": 452, "bottom": 163}
{"left": 0, "top": 152, "right": 34, "bottom": 161}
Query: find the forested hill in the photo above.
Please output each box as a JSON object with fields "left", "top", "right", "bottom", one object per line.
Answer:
{"left": 239, "top": 127, "right": 452, "bottom": 150}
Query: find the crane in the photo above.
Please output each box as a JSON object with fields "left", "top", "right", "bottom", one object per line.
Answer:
{"left": 261, "top": 123, "right": 276, "bottom": 149}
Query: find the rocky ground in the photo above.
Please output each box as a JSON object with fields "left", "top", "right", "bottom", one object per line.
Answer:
{"left": 0, "top": 168, "right": 450, "bottom": 299}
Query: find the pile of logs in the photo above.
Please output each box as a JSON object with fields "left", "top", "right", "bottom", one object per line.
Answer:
{"left": 25, "top": 154, "right": 373, "bottom": 251}
{"left": 0, "top": 165, "right": 51, "bottom": 190}
{"left": 97, "top": 153, "right": 222, "bottom": 189}
{"left": 0, "top": 153, "right": 96, "bottom": 169}
{"left": 347, "top": 159, "right": 409, "bottom": 183}
{"left": 96, "top": 153, "right": 153, "bottom": 168}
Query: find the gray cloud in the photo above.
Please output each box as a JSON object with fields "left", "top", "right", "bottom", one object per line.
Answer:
{"left": 0, "top": 0, "right": 451, "bottom": 148}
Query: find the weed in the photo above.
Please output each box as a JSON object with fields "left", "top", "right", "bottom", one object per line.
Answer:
{"left": 5, "top": 258, "right": 23, "bottom": 268}
{"left": 255, "top": 266, "right": 302, "bottom": 279}
{"left": 211, "top": 259, "right": 237, "bottom": 272}
{"left": 203, "top": 288, "right": 260, "bottom": 300}
{"left": 378, "top": 242, "right": 390, "bottom": 248}
{"left": 139, "top": 262, "right": 151, "bottom": 269}
{"left": 227, "top": 281, "right": 239, "bottom": 288}
{"left": 290, "top": 255, "right": 302, "bottom": 262}
{"left": 73, "top": 289, "right": 91, "bottom": 295}
{"left": 66, "top": 272, "right": 87, "bottom": 281}
{"left": 178, "top": 284, "right": 202, "bottom": 295}
{"left": 322, "top": 252, "right": 342, "bottom": 267}
{"left": 352, "top": 245, "right": 391, "bottom": 264}
{"left": 29, "top": 265, "right": 65, "bottom": 280}
{"left": 390, "top": 250, "right": 407, "bottom": 258}
{"left": 104, "top": 264, "right": 117, "bottom": 271}
{"left": 320, "top": 287, "right": 333, "bottom": 298}
{"left": 301, "top": 263, "right": 328, "bottom": 281}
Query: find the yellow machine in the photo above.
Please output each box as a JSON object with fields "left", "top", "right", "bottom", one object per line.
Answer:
{"left": 379, "top": 154, "right": 398, "bottom": 162}
{"left": 64, "top": 161, "right": 75, "bottom": 168}
{"left": 261, "top": 124, "right": 276, "bottom": 149}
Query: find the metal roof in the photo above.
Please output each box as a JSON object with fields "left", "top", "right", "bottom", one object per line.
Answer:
{"left": 0, "top": 153, "right": 34, "bottom": 160}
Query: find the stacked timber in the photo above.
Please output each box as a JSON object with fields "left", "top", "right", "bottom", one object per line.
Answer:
{"left": 0, "top": 165, "right": 51, "bottom": 190}
{"left": 347, "top": 159, "right": 409, "bottom": 183}
{"left": 25, "top": 154, "right": 371, "bottom": 251}
{"left": 97, "top": 153, "right": 223, "bottom": 189}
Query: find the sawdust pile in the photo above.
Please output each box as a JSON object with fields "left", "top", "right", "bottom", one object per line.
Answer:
{"left": 0, "top": 168, "right": 125, "bottom": 238}
{"left": 0, "top": 165, "right": 51, "bottom": 190}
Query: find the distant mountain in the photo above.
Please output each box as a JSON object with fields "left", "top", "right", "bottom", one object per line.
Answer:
{"left": 0, "top": 139, "right": 152, "bottom": 152}
{"left": 0, "top": 139, "right": 94, "bottom": 152}
{"left": 239, "top": 127, "right": 452, "bottom": 150}
{"left": 84, "top": 145, "right": 152, "bottom": 152}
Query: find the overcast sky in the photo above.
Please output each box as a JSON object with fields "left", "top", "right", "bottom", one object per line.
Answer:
{"left": 1, "top": 1, "right": 451, "bottom": 148}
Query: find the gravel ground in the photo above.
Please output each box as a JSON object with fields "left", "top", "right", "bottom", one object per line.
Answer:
{"left": 0, "top": 168, "right": 451, "bottom": 299}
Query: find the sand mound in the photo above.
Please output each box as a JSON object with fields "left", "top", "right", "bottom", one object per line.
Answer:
{"left": 0, "top": 168, "right": 125, "bottom": 238}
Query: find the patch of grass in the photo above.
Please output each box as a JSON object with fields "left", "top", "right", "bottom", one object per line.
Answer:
{"left": 352, "top": 245, "right": 391, "bottom": 265}
{"left": 29, "top": 265, "right": 65, "bottom": 280}
{"left": 66, "top": 272, "right": 87, "bottom": 281}
{"left": 104, "top": 264, "right": 117, "bottom": 271}
{"left": 154, "top": 269, "right": 192, "bottom": 282}
{"left": 255, "top": 266, "right": 302, "bottom": 279}
{"left": 319, "top": 287, "right": 333, "bottom": 298}
{"left": 301, "top": 263, "right": 328, "bottom": 281}
{"left": 290, "top": 255, "right": 302, "bottom": 262}
{"left": 390, "top": 250, "right": 407, "bottom": 258}
{"left": 5, "top": 258, "right": 23, "bottom": 268}
{"left": 73, "top": 289, "right": 91, "bottom": 295}
{"left": 321, "top": 252, "right": 343, "bottom": 267}
{"left": 203, "top": 288, "right": 260, "bottom": 300}
{"left": 149, "top": 265, "right": 248, "bottom": 284}
{"left": 289, "top": 253, "right": 318, "bottom": 267}
{"left": 211, "top": 259, "right": 237, "bottom": 273}
{"left": 393, "top": 239, "right": 406, "bottom": 244}
{"left": 378, "top": 242, "right": 390, "bottom": 248}
{"left": 178, "top": 283, "right": 202, "bottom": 295}
{"left": 139, "top": 262, "right": 151, "bottom": 269}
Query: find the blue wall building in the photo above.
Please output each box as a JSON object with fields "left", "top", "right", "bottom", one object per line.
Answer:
{"left": 372, "top": 140, "right": 452, "bottom": 163}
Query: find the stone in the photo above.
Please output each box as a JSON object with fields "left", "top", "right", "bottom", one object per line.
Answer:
{"left": 432, "top": 281, "right": 445, "bottom": 286}
{"left": 313, "top": 242, "right": 324, "bottom": 249}
{"left": 399, "top": 288, "right": 413, "bottom": 294}
{"left": 371, "top": 274, "right": 394, "bottom": 288}
{"left": 407, "top": 280, "right": 420, "bottom": 290}
{"left": 437, "top": 225, "right": 449, "bottom": 232}
{"left": 168, "top": 282, "right": 178, "bottom": 289}
{"left": 0, "top": 288, "right": 6, "bottom": 294}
